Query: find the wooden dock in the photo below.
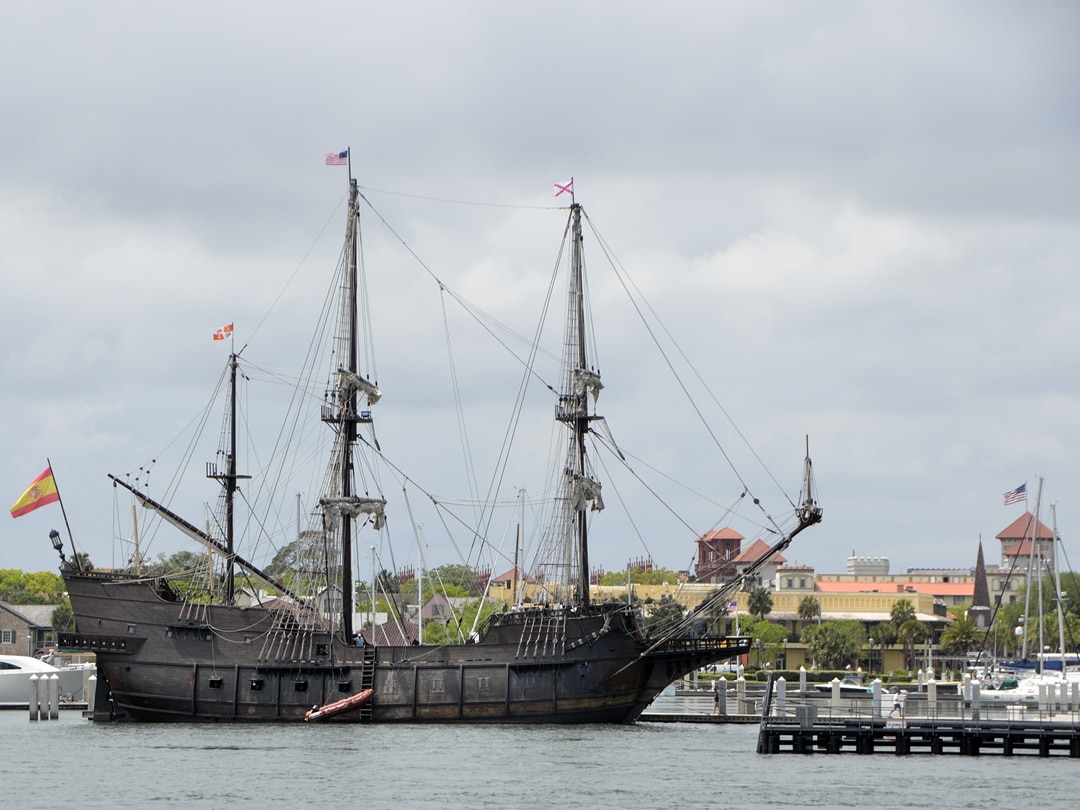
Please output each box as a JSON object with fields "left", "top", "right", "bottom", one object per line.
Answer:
{"left": 758, "top": 715, "right": 1080, "bottom": 757}
{"left": 756, "top": 674, "right": 1080, "bottom": 757}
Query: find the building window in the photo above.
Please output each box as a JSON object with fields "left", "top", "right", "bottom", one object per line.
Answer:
{"left": 0, "top": 629, "right": 13, "bottom": 644}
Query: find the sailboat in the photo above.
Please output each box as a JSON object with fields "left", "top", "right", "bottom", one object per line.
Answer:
{"left": 55, "top": 169, "right": 821, "bottom": 723}
{"left": 975, "top": 481, "right": 1078, "bottom": 704}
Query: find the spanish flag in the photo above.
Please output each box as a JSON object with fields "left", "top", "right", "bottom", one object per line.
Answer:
{"left": 10, "top": 467, "right": 60, "bottom": 518}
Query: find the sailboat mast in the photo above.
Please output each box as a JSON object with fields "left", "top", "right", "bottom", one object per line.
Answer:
{"left": 340, "top": 177, "right": 360, "bottom": 641}
{"left": 1021, "top": 477, "right": 1044, "bottom": 660}
{"left": 1052, "top": 503, "right": 1066, "bottom": 665}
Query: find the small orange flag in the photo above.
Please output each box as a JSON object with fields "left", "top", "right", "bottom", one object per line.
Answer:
{"left": 10, "top": 467, "right": 60, "bottom": 518}
{"left": 213, "top": 323, "right": 234, "bottom": 341}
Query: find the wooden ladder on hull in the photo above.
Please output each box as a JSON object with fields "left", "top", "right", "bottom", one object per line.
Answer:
{"left": 358, "top": 645, "right": 376, "bottom": 721}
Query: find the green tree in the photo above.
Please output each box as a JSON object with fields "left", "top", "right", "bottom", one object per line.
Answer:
{"left": 748, "top": 586, "right": 773, "bottom": 621}
{"left": 797, "top": 595, "right": 821, "bottom": 624}
{"left": 1060, "top": 571, "right": 1080, "bottom": 620}
{"left": 748, "top": 620, "right": 788, "bottom": 668}
{"left": 422, "top": 598, "right": 499, "bottom": 645}
{"left": 941, "top": 616, "right": 977, "bottom": 657}
{"left": 0, "top": 569, "right": 66, "bottom": 604}
{"left": 890, "top": 599, "right": 916, "bottom": 631}
{"left": 869, "top": 621, "right": 897, "bottom": 647}
{"left": 897, "top": 619, "right": 929, "bottom": 671}
{"left": 644, "top": 594, "right": 686, "bottom": 636}
{"left": 149, "top": 550, "right": 209, "bottom": 577}
{"left": 598, "top": 567, "right": 683, "bottom": 586}
{"left": 803, "top": 620, "right": 865, "bottom": 669}
{"left": 427, "top": 564, "right": 485, "bottom": 596}
{"left": 51, "top": 601, "right": 75, "bottom": 633}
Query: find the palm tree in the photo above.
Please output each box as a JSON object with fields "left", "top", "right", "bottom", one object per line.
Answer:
{"left": 890, "top": 599, "right": 916, "bottom": 631}
{"left": 898, "top": 619, "right": 929, "bottom": 672}
{"left": 798, "top": 595, "right": 821, "bottom": 625}
{"left": 748, "top": 586, "right": 773, "bottom": 621}
{"left": 941, "top": 616, "right": 978, "bottom": 662}
{"left": 804, "top": 621, "right": 862, "bottom": 669}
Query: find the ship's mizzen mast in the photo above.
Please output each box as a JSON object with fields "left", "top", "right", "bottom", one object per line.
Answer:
{"left": 206, "top": 352, "right": 250, "bottom": 604}
{"left": 555, "top": 202, "right": 604, "bottom": 607}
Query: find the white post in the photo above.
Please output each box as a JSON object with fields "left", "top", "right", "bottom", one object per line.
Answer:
{"left": 927, "top": 678, "right": 937, "bottom": 717}
{"left": 87, "top": 673, "right": 97, "bottom": 713}
{"left": 775, "top": 676, "right": 787, "bottom": 716}
{"left": 28, "top": 674, "right": 39, "bottom": 721}
{"left": 799, "top": 665, "right": 807, "bottom": 693}
{"left": 736, "top": 676, "right": 747, "bottom": 714}
{"left": 829, "top": 677, "right": 841, "bottom": 716}
{"left": 48, "top": 673, "right": 60, "bottom": 720}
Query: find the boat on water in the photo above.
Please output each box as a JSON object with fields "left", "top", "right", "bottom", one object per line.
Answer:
{"left": 306, "top": 688, "right": 375, "bottom": 722}
{"left": 54, "top": 167, "right": 821, "bottom": 723}
{"left": 813, "top": 675, "right": 869, "bottom": 695}
{"left": 0, "top": 654, "right": 92, "bottom": 704}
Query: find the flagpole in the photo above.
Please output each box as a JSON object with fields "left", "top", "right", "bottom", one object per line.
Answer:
{"left": 46, "top": 457, "right": 83, "bottom": 571}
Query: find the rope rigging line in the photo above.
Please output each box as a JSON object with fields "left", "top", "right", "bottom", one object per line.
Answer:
{"left": 583, "top": 210, "right": 798, "bottom": 525}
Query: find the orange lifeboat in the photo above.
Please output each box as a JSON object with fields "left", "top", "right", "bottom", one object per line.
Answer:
{"left": 304, "top": 688, "right": 375, "bottom": 722}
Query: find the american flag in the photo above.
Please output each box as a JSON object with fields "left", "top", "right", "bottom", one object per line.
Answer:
{"left": 725, "top": 601, "right": 738, "bottom": 613}
{"left": 325, "top": 150, "right": 348, "bottom": 166}
{"left": 1003, "top": 483, "right": 1026, "bottom": 505}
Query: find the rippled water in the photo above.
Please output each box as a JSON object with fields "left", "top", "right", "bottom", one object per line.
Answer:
{"left": 6, "top": 708, "right": 1080, "bottom": 809}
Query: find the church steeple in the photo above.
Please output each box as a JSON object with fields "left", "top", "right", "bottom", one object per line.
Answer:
{"left": 969, "top": 540, "right": 992, "bottom": 629}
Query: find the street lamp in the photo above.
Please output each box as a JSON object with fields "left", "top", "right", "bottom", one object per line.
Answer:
{"left": 869, "top": 637, "right": 875, "bottom": 675}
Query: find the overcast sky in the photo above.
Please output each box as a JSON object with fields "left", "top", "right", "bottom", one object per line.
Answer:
{"left": 3, "top": 2, "right": 1078, "bottom": 581}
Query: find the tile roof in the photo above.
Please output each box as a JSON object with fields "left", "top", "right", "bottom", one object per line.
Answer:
{"left": 996, "top": 512, "right": 1054, "bottom": 541}
{"left": 372, "top": 621, "right": 420, "bottom": 646}
{"left": 697, "top": 528, "right": 744, "bottom": 542}
{"left": 733, "top": 538, "right": 785, "bottom": 564}
{"left": 813, "top": 581, "right": 972, "bottom": 597}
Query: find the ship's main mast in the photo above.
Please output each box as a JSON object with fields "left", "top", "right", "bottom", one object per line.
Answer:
{"left": 556, "top": 201, "right": 604, "bottom": 607}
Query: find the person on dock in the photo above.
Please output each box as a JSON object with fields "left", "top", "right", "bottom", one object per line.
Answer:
{"left": 713, "top": 686, "right": 721, "bottom": 715}
{"left": 888, "top": 688, "right": 906, "bottom": 718}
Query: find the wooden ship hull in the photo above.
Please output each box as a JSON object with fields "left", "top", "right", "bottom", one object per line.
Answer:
{"left": 60, "top": 570, "right": 749, "bottom": 724}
